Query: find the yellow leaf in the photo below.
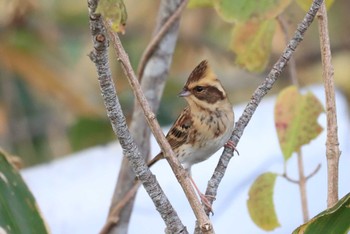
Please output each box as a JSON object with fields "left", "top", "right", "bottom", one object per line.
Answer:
{"left": 247, "top": 172, "right": 280, "bottom": 231}
{"left": 96, "top": 0, "right": 128, "bottom": 34}
{"left": 214, "top": 0, "right": 291, "bottom": 23}
{"left": 274, "top": 86, "right": 324, "bottom": 161}
{"left": 231, "top": 19, "right": 276, "bottom": 72}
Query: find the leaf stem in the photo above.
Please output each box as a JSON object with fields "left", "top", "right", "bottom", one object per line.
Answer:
{"left": 297, "top": 150, "right": 309, "bottom": 222}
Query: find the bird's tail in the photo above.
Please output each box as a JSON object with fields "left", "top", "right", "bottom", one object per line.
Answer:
{"left": 147, "top": 152, "right": 163, "bottom": 168}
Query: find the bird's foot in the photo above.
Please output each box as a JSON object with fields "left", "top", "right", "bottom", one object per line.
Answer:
{"left": 198, "top": 192, "right": 215, "bottom": 215}
{"left": 225, "top": 140, "right": 239, "bottom": 155}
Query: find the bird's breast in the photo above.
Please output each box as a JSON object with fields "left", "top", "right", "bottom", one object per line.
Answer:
{"left": 178, "top": 107, "right": 234, "bottom": 169}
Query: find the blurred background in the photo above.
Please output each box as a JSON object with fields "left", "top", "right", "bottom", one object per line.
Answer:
{"left": 0, "top": 0, "right": 349, "bottom": 167}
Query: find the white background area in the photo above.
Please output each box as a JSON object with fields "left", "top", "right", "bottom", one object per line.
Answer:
{"left": 21, "top": 86, "right": 350, "bottom": 234}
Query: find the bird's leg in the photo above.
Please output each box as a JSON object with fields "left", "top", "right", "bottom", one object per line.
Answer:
{"left": 225, "top": 140, "right": 239, "bottom": 155}
{"left": 189, "top": 176, "right": 214, "bottom": 213}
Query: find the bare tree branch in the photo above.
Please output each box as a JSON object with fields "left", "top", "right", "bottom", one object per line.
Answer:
{"left": 106, "top": 26, "right": 214, "bottom": 234}
{"left": 100, "top": 182, "right": 140, "bottom": 234}
{"left": 203, "top": 0, "right": 325, "bottom": 216}
{"left": 87, "top": 1, "right": 187, "bottom": 233}
{"left": 317, "top": 2, "right": 340, "bottom": 208}
{"left": 137, "top": 0, "right": 189, "bottom": 81}
{"left": 305, "top": 164, "right": 321, "bottom": 181}
{"left": 108, "top": 1, "right": 187, "bottom": 233}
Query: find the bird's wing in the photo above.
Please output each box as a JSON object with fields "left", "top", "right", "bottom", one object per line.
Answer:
{"left": 165, "top": 106, "right": 192, "bottom": 151}
{"left": 147, "top": 107, "right": 192, "bottom": 168}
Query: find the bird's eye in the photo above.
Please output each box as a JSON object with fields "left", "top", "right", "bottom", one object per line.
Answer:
{"left": 195, "top": 86, "right": 204, "bottom": 92}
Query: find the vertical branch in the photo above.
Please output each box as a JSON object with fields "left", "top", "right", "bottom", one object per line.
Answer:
{"left": 108, "top": 1, "right": 186, "bottom": 233}
{"left": 317, "top": 2, "right": 340, "bottom": 208}
{"left": 87, "top": 1, "right": 187, "bottom": 233}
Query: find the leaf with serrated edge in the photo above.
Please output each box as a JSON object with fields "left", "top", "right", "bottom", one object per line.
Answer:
{"left": 231, "top": 19, "right": 276, "bottom": 72}
{"left": 274, "top": 86, "right": 324, "bottom": 161}
{"left": 247, "top": 172, "right": 280, "bottom": 231}
{"left": 213, "top": 0, "right": 291, "bottom": 23}
{"left": 293, "top": 193, "right": 350, "bottom": 234}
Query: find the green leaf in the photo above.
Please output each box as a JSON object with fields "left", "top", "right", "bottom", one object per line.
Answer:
{"left": 274, "top": 86, "right": 324, "bottom": 161}
{"left": 293, "top": 193, "right": 350, "bottom": 234}
{"left": 247, "top": 172, "right": 280, "bottom": 231}
{"left": 213, "top": 0, "right": 291, "bottom": 23}
{"left": 188, "top": 0, "right": 213, "bottom": 8}
{"left": 0, "top": 150, "right": 49, "bottom": 234}
{"left": 68, "top": 117, "right": 115, "bottom": 151}
{"left": 230, "top": 19, "right": 276, "bottom": 72}
{"left": 296, "top": 0, "right": 335, "bottom": 12}
{"left": 96, "top": 0, "right": 128, "bottom": 34}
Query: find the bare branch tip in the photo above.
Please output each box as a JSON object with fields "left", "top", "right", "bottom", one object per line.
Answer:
{"left": 306, "top": 163, "right": 321, "bottom": 181}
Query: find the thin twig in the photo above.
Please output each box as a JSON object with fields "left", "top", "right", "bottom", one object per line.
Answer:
{"left": 87, "top": 1, "right": 187, "bottom": 233}
{"left": 202, "top": 0, "right": 325, "bottom": 216}
{"left": 137, "top": 0, "right": 189, "bottom": 81}
{"left": 105, "top": 23, "right": 214, "bottom": 234}
{"left": 282, "top": 163, "right": 321, "bottom": 184}
{"left": 305, "top": 163, "right": 321, "bottom": 181}
{"left": 100, "top": 182, "right": 141, "bottom": 234}
{"left": 282, "top": 174, "right": 299, "bottom": 184}
{"left": 317, "top": 2, "right": 340, "bottom": 208}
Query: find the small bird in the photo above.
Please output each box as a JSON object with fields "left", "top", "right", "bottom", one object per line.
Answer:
{"left": 147, "top": 60, "right": 235, "bottom": 208}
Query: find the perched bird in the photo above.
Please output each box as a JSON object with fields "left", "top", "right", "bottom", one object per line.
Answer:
{"left": 147, "top": 60, "right": 235, "bottom": 208}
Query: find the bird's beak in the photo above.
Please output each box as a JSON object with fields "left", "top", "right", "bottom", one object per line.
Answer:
{"left": 178, "top": 88, "right": 191, "bottom": 97}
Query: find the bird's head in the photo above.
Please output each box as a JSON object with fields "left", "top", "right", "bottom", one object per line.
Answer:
{"left": 179, "top": 60, "right": 229, "bottom": 110}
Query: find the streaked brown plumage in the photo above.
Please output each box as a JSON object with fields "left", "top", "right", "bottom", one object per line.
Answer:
{"left": 148, "top": 60, "right": 235, "bottom": 175}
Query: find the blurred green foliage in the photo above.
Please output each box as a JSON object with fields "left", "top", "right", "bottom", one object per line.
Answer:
{"left": 0, "top": 0, "right": 349, "bottom": 167}
{"left": 68, "top": 118, "right": 115, "bottom": 151}
{"left": 0, "top": 150, "right": 49, "bottom": 233}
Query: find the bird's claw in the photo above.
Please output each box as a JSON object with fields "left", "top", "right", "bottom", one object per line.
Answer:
{"left": 225, "top": 140, "right": 239, "bottom": 155}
